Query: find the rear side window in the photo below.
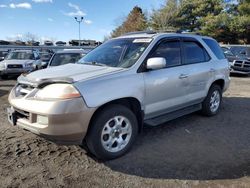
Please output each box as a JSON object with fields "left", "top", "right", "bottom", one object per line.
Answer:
{"left": 183, "top": 41, "right": 210, "bottom": 64}
{"left": 203, "top": 38, "right": 225, "bottom": 60}
{"left": 150, "top": 40, "right": 181, "bottom": 67}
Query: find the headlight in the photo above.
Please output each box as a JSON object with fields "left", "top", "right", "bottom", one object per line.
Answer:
{"left": 34, "top": 84, "right": 81, "bottom": 100}
{"left": 25, "top": 63, "right": 33, "bottom": 67}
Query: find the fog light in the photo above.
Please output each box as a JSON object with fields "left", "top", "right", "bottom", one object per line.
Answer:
{"left": 37, "top": 115, "right": 48, "bottom": 125}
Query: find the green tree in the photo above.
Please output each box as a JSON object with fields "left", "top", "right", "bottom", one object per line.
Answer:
{"left": 200, "top": 13, "right": 237, "bottom": 43}
{"left": 230, "top": 0, "right": 250, "bottom": 43}
{"left": 111, "top": 6, "right": 148, "bottom": 38}
{"left": 150, "top": 0, "right": 179, "bottom": 31}
{"left": 176, "top": 0, "right": 223, "bottom": 31}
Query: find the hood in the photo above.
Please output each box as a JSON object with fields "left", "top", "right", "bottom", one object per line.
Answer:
{"left": 2, "top": 59, "right": 34, "bottom": 65}
{"left": 226, "top": 55, "right": 240, "bottom": 62}
{"left": 18, "top": 63, "right": 124, "bottom": 87}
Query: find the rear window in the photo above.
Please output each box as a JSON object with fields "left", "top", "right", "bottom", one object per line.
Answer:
{"left": 50, "top": 53, "right": 84, "bottom": 66}
{"left": 183, "top": 41, "right": 210, "bottom": 64}
{"left": 203, "top": 38, "right": 225, "bottom": 60}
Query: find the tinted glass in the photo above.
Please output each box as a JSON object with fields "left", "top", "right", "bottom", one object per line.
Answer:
{"left": 150, "top": 40, "right": 181, "bottom": 67}
{"left": 6, "top": 52, "right": 35, "bottom": 60}
{"left": 78, "top": 38, "right": 151, "bottom": 68}
{"left": 183, "top": 41, "right": 209, "bottom": 64}
{"left": 50, "top": 53, "right": 84, "bottom": 66}
{"left": 203, "top": 38, "right": 225, "bottom": 60}
{"left": 222, "top": 47, "right": 235, "bottom": 56}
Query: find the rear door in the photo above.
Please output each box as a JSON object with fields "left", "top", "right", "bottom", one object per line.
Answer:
{"left": 180, "top": 37, "right": 213, "bottom": 103}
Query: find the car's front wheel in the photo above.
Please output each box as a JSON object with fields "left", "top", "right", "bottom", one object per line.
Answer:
{"left": 201, "top": 84, "right": 222, "bottom": 116}
{"left": 86, "top": 104, "right": 138, "bottom": 160}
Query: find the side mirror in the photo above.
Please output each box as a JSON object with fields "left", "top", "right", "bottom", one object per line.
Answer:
{"left": 146, "top": 57, "right": 166, "bottom": 70}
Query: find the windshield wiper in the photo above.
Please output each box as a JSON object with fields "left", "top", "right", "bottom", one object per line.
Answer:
{"left": 84, "top": 61, "right": 108, "bottom": 67}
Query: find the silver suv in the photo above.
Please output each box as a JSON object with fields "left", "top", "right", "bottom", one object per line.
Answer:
{"left": 0, "top": 49, "right": 42, "bottom": 79}
{"left": 8, "top": 32, "right": 230, "bottom": 160}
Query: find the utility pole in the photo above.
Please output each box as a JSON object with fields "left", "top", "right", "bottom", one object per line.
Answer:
{"left": 74, "top": 17, "right": 84, "bottom": 46}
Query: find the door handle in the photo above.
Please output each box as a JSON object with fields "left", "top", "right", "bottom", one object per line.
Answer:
{"left": 210, "top": 68, "right": 216, "bottom": 73}
{"left": 179, "top": 74, "right": 188, "bottom": 79}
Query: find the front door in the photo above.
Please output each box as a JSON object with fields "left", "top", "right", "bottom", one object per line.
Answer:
{"left": 143, "top": 38, "right": 188, "bottom": 119}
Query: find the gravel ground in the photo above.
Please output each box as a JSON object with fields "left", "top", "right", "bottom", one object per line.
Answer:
{"left": 1, "top": 76, "right": 250, "bottom": 188}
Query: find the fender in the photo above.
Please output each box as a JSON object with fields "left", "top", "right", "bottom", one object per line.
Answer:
{"left": 74, "top": 71, "right": 145, "bottom": 110}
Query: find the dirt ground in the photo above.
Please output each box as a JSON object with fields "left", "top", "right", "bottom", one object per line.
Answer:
{"left": 1, "top": 76, "right": 250, "bottom": 188}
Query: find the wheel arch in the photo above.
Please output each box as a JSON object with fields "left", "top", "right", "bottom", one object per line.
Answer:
{"left": 86, "top": 97, "right": 144, "bottom": 136}
{"left": 211, "top": 79, "right": 225, "bottom": 90}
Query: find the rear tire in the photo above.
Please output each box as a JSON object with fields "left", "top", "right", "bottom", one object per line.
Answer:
{"left": 86, "top": 104, "right": 138, "bottom": 160}
{"left": 201, "top": 84, "right": 222, "bottom": 116}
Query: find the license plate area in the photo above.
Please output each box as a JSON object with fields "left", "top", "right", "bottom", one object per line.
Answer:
{"left": 7, "top": 107, "right": 17, "bottom": 126}
{"left": 7, "top": 107, "right": 30, "bottom": 126}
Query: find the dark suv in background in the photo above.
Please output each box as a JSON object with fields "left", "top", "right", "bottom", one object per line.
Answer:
{"left": 222, "top": 46, "right": 250, "bottom": 75}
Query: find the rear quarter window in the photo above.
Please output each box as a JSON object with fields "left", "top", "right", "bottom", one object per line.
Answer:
{"left": 203, "top": 38, "right": 225, "bottom": 60}
{"left": 182, "top": 41, "right": 210, "bottom": 64}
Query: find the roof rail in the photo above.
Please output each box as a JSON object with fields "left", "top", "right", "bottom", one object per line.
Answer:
{"left": 122, "top": 30, "right": 201, "bottom": 36}
{"left": 122, "top": 31, "right": 157, "bottom": 36}
{"left": 180, "top": 31, "right": 201, "bottom": 35}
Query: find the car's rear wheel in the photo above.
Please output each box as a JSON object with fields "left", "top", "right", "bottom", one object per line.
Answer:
{"left": 201, "top": 84, "right": 222, "bottom": 116}
{"left": 86, "top": 104, "right": 138, "bottom": 160}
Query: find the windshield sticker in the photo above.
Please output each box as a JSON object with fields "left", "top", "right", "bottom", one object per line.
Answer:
{"left": 133, "top": 38, "right": 152, "bottom": 43}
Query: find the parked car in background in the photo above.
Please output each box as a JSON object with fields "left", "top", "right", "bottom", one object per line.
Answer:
{"left": 44, "top": 40, "right": 53, "bottom": 46}
{"left": 47, "top": 49, "right": 87, "bottom": 67}
{"left": 228, "top": 46, "right": 250, "bottom": 60}
{"left": 221, "top": 47, "right": 239, "bottom": 63}
{"left": 222, "top": 46, "right": 250, "bottom": 75}
{"left": 0, "top": 49, "right": 42, "bottom": 79}
{"left": 0, "top": 49, "right": 9, "bottom": 62}
{"left": 8, "top": 32, "right": 230, "bottom": 160}
{"left": 38, "top": 49, "right": 54, "bottom": 68}
{"left": 55, "top": 41, "right": 67, "bottom": 46}
{"left": 40, "top": 52, "right": 53, "bottom": 68}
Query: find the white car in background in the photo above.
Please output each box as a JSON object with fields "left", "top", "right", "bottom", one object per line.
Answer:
{"left": 0, "top": 49, "right": 42, "bottom": 79}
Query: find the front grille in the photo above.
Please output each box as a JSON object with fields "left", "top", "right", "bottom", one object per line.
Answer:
{"left": 7, "top": 64, "right": 23, "bottom": 69}
{"left": 244, "top": 61, "right": 250, "bottom": 68}
{"left": 15, "top": 109, "right": 30, "bottom": 120}
{"left": 233, "top": 60, "right": 250, "bottom": 68}
{"left": 234, "top": 61, "right": 242, "bottom": 67}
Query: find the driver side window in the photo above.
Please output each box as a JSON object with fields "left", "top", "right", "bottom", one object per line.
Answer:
{"left": 150, "top": 40, "right": 181, "bottom": 67}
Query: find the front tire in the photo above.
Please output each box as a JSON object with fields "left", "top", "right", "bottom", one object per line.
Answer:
{"left": 86, "top": 104, "right": 138, "bottom": 160}
{"left": 201, "top": 84, "right": 222, "bottom": 116}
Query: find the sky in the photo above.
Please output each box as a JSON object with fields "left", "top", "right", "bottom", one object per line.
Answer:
{"left": 0, "top": 0, "right": 165, "bottom": 42}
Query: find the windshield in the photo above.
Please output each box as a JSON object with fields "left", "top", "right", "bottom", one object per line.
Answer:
{"left": 78, "top": 38, "right": 151, "bottom": 68}
{"left": 50, "top": 53, "right": 84, "bottom": 66}
{"left": 230, "top": 46, "right": 250, "bottom": 57}
{"left": 222, "top": 47, "right": 234, "bottom": 56}
{"left": 6, "top": 51, "right": 34, "bottom": 60}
